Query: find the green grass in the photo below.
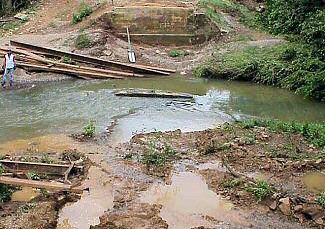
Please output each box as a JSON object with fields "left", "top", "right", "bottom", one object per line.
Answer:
{"left": 241, "top": 119, "right": 325, "bottom": 149}
{"left": 72, "top": 2, "right": 93, "bottom": 25}
{"left": 169, "top": 50, "right": 190, "bottom": 58}
{"left": 140, "top": 141, "right": 176, "bottom": 167}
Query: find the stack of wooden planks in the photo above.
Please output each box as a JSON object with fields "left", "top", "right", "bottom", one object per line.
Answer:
{"left": 0, "top": 40, "right": 175, "bottom": 80}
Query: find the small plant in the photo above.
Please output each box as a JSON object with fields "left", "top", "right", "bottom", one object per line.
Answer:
{"left": 75, "top": 32, "right": 94, "bottom": 49}
{"left": 140, "top": 141, "right": 176, "bottom": 168}
{"left": 222, "top": 178, "right": 242, "bottom": 188}
{"left": 29, "top": 172, "right": 40, "bottom": 180}
{"left": 62, "top": 55, "right": 75, "bottom": 65}
{"left": 169, "top": 50, "right": 190, "bottom": 58}
{"left": 246, "top": 180, "right": 272, "bottom": 203}
{"left": 49, "top": 21, "right": 57, "bottom": 28}
{"left": 83, "top": 121, "right": 96, "bottom": 137}
{"left": 72, "top": 2, "right": 93, "bottom": 25}
{"left": 316, "top": 191, "right": 325, "bottom": 208}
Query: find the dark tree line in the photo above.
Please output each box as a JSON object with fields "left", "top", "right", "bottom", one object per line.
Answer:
{"left": 0, "top": 0, "right": 32, "bottom": 15}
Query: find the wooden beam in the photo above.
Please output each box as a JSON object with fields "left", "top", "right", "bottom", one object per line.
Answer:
{"left": 0, "top": 176, "right": 85, "bottom": 194}
{"left": 10, "top": 40, "right": 174, "bottom": 75}
{"left": 0, "top": 160, "right": 83, "bottom": 176}
{"left": 115, "top": 89, "right": 194, "bottom": 99}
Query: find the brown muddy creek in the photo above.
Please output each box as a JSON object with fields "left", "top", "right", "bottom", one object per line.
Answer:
{"left": 57, "top": 167, "right": 114, "bottom": 229}
{"left": 302, "top": 172, "right": 325, "bottom": 192}
{"left": 140, "top": 171, "right": 246, "bottom": 228}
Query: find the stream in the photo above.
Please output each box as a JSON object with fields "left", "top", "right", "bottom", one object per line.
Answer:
{"left": 0, "top": 75, "right": 324, "bottom": 145}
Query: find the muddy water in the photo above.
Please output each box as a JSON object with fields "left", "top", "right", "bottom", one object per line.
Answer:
{"left": 57, "top": 167, "right": 114, "bottom": 229}
{"left": 302, "top": 172, "right": 325, "bottom": 192}
{"left": 0, "top": 76, "right": 324, "bottom": 145}
{"left": 140, "top": 172, "right": 246, "bottom": 228}
{"left": 11, "top": 187, "right": 40, "bottom": 202}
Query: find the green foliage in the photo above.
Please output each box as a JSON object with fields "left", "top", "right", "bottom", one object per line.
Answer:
{"left": 169, "top": 50, "right": 190, "bottom": 58}
{"left": 194, "top": 43, "right": 325, "bottom": 101}
{"left": 0, "top": 184, "right": 13, "bottom": 202}
{"left": 222, "top": 178, "right": 242, "bottom": 188}
{"left": 241, "top": 119, "right": 325, "bottom": 149}
{"left": 62, "top": 55, "right": 75, "bottom": 65}
{"left": 29, "top": 172, "right": 40, "bottom": 180}
{"left": 72, "top": 2, "right": 93, "bottom": 25}
{"left": 83, "top": 121, "right": 95, "bottom": 137}
{"left": 141, "top": 141, "right": 176, "bottom": 167}
{"left": 0, "top": 163, "right": 4, "bottom": 174}
{"left": 257, "top": 0, "right": 324, "bottom": 59}
{"left": 75, "top": 32, "right": 94, "bottom": 49}
{"left": 245, "top": 180, "right": 272, "bottom": 203}
{"left": 316, "top": 191, "right": 325, "bottom": 208}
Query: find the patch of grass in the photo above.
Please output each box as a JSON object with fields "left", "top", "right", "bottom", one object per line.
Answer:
{"left": 140, "top": 141, "right": 176, "bottom": 167}
{"left": 49, "top": 21, "right": 56, "bottom": 28}
{"left": 222, "top": 178, "right": 242, "bottom": 188}
{"left": 72, "top": 2, "right": 93, "bottom": 25}
{"left": 3, "top": 21, "right": 21, "bottom": 31}
{"left": 75, "top": 32, "right": 94, "bottom": 49}
{"left": 62, "top": 55, "right": 75, "bottom": 65}
{"left": 245, "top": 180, "right": 272, "bottom": 203}
{"left": 169, "top": 50, "right": 190, "bottom": 58}
{"left": 316, "top": 191, "right": 325, "bottom": 208}
{"left": 83, "top": 120, "right": 95, "bottom": 137}
{"left": 241, "top": 119, "right": 325, "bottom": 149}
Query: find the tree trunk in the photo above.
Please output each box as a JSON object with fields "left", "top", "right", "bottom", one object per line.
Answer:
{"left": 6, "top": 0, "right": 13, "bottom": 13}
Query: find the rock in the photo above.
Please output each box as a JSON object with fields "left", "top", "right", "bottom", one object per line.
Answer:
{"left": 315, "top": 158, "right": 323, "bottom": 164}
{"left": 269, "top": 201, "right": 277, "bottom": 211}
{"left": 155, "top": 50, "right": 160, "bottom": 54}
{"left": 180, "top": 71, "right": 186, "bottom": 75}
{"left": 14, "top": 13, "right": 28, "bottom": 21}
{"left": 302, "top": 206, "right": 321, "bottom": 220}
{"left": 315, "top": 217, "right": 324, "bottom": 225}
{"left": 293, "top": 205, "right": 303, "bottom": 212}
{"left": 278, "top": 197, "right": 291, "bottom": 216}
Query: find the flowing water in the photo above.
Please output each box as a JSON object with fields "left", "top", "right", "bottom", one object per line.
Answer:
{"left": 0, "top": 76, "right": 324, "bottom": 145}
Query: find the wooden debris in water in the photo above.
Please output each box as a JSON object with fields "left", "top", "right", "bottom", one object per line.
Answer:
{"left": 115, "top": 89, "right": 194, "bottom": 99}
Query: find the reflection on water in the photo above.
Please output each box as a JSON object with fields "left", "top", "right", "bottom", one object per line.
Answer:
{"left": 302, "top": 172, "right": 325, "bottom": 192}
{"left": 140, "top": 172, "right": 245, "bottom": 229}
{"left": 0, "top": 76, "right": 324, "bottom": 144}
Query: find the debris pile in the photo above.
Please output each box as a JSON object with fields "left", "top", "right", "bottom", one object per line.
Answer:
{"left": 0, "top": 40, "right": 175, "bottom": 80}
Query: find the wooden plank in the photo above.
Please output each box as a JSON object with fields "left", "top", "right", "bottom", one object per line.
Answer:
{"left": 0, "top": 160, "right": 83, "bottom": 176}
{"left": 18, "top": 62, "right": 126, "bottom": 79}
{"left": 115, "top": 89, "right": 194, "bottom": 99}
{"left": 64, "top": 163, "right": 74, "bottom": 184}
{"left": 0, "top": 176, "right": 85, "bottom": 194}
{"left": 10, "top": 40, "right": 174, "bottom": 75}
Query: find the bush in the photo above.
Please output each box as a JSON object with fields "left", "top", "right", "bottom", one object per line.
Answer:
{"left": 75, "top": 33, "right": 94, "bottom": 49}
{"left": 72, "top": 2, "right": 93, "bottom": 25}
{"left": 83, "top": 121, "right": 95, "bottom": 137}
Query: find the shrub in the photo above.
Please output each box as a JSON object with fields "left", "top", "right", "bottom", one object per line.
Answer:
{"left": 316, "top": 191, "right": 325, "bottom": 208}
{"left": 72, "top": 2, "right": 93, "bottom": 25}
{"left": 75, "top": 33, "right": 94, "bottom": 49}
{"left": 83, "top": 121, "right": 95, "bottom": 137}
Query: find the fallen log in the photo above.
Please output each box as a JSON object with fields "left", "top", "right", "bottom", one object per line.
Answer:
{"left": 115, "top": 89, "right": 194, "bottom": 99}
{"left": 0, "top": 160, "right": 83, "bottom": 176}
{"left": 0, "top": 176, "right": 85, "bottom": 194}
{"left": 11, "top": 40, "right": 174, "bottom": 75}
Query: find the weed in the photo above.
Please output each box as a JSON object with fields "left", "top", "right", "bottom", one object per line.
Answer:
{"left": 41, "top": 153, "right": 53, "bottom": 164}
{"left": 0, "top": 184, "right": 14, "bottom": 202}
{"left": 222, "top": 178, "right": 242, "bottom": 188}
{"left": 83, "top": 120, "right": 96, "bottom": 137}
{"left": 72, "top": 2, "right": 93, "bottom": 25}
{"left": 245, "top": 180, "right": 272, "bottom": 203}
{"left": 25, "top": 7, "right": 37, "bottom": 15}
{"left": 49, "top": 21, "right": 57, "bottom": 28}
{"left": 3, "top": 21, "right": 21, "bottom": 31}
{"left": 62, "top": 55, "right": 75, "bottom": 65}
{"left": 140, "top": 141, "right": 176, "bottom": 168}
{"left": 29, "top": 172, "right": 40, "bottom": 180}
{"left": 169, "top": 50, "right": 190, "bottom": 58}
{"left": 316, "top": 191, "right": 325, "bottom": 208}
{"left": 75, "top": 32, "right": 94, "bottom": 49}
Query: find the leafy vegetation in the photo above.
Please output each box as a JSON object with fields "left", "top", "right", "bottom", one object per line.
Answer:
{"left": 0, "top": 0, "right": 34, "bottom": 16}
{"left": 0, "top": 163, "right": 14, "bottom": 202}
{"left": 169, "top": 50, "right": 190, "bottom": 58}
{"left": 316, "top": 191, "right": 325, "bottom": 208}
{"left": 62, "top": 55, "right": 75, "bottom": 65}
{"left": 241, "top": 119, "right": 325, "bottom": 149}
{"left": 29, "top": 171, "right": 40, "bottom": 180}
{"left": 72, "top": 2, "right": 93, "bottom": 25}
{"left": 75, "top": 32, "right": 94, "bottom": 49}
{"left": 83, "top": 120, "right": 96, "bottom": 137}
{"left": 140, "top": 141, "right": 176, "bottom": 167}
{"left": 245, "top": 180, "right": 272, "bottom": 203}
